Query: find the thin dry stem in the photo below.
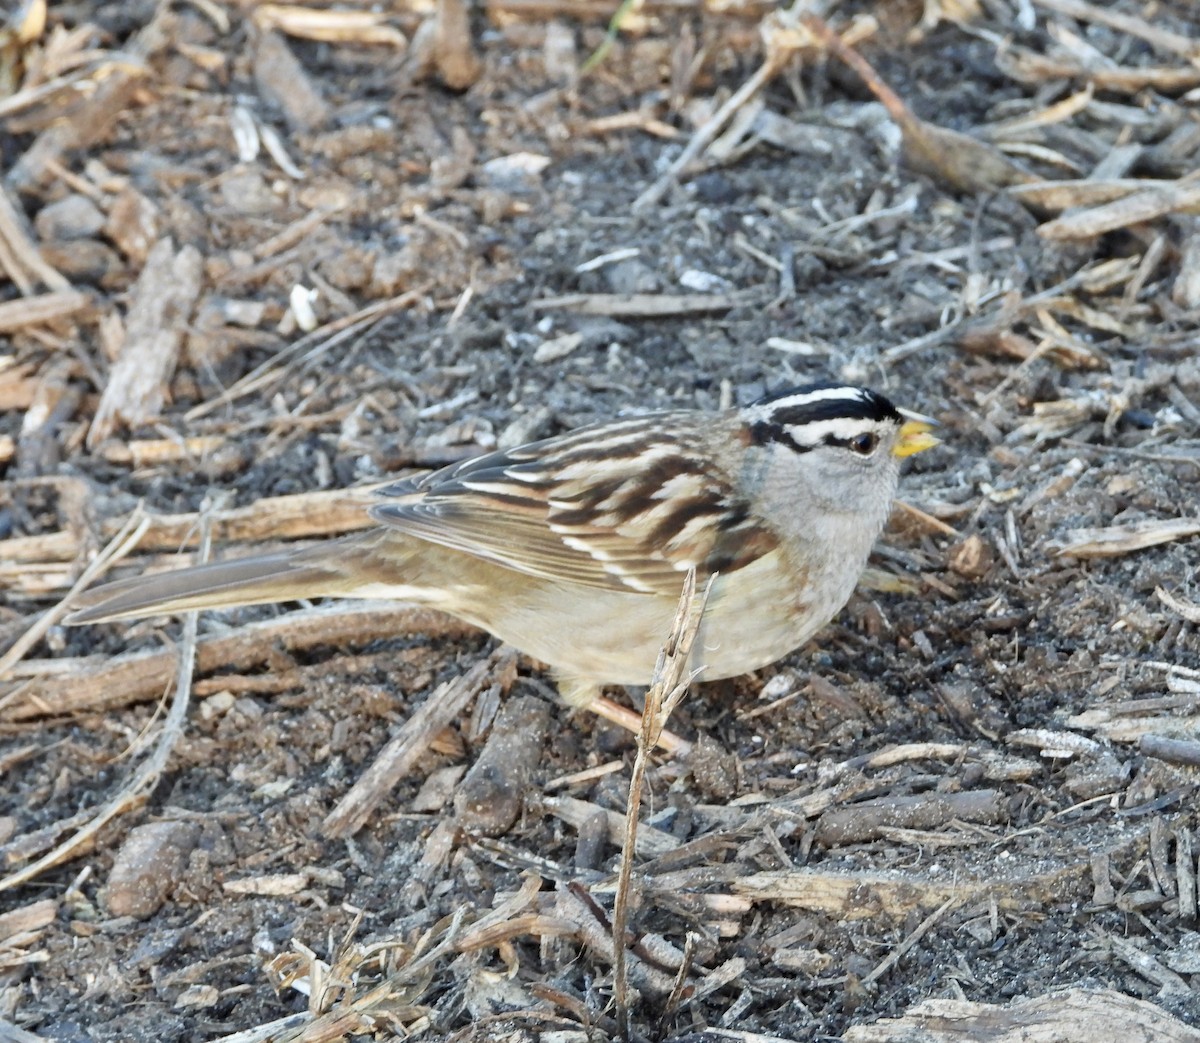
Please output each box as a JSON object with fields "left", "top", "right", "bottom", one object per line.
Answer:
{"left": 612, "top": 568, "right": 712, "bottom": 1039}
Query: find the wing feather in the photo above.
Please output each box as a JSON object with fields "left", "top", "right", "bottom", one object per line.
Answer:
{"left": 369, "top": 416, "right": 778, "bottom": 595}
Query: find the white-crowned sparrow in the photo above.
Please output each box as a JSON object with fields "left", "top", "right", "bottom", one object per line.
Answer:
{"left": 66, "top": 382, "right": 937, "bottom": 707}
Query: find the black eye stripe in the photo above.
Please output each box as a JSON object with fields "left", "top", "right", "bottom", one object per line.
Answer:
{"left": 825, "top": 432, "right": 879, "bottom": 454}
{"left": 751, "top": 421, "right": 886, "bottom": 455}
{"left": 748, "top": 420, "right": 814, "bottom": 452}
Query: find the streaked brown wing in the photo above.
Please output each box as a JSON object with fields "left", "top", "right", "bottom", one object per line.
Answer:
{"left": 368, "top": 416, "right": 778, "bottom": 595}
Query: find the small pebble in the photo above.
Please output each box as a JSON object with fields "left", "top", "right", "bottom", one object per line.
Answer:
{"left": 35, "top": 195, "right": 106, "bottom": 241}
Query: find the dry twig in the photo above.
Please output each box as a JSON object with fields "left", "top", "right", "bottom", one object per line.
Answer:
{"left": 322, "top": 649, "right": 517, "bottom": 838}
{"left": 612, "top": 568, "right": 712, "bottom": 1039}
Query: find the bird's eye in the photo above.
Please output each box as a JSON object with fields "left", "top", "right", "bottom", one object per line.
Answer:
{"left": 849, "top": 432, "right": 878, "bottom": 455}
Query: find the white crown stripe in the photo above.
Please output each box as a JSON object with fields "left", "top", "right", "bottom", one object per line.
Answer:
{"left": 781, "top": 416, "right": 895, "bottom": 442}
{"left": 765, "top": 386, "right": 872, "bottom": 410}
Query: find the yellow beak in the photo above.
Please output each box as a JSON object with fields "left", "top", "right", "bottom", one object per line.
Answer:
{"left": 893, "top": 418, "right": 940, "bottom": 458}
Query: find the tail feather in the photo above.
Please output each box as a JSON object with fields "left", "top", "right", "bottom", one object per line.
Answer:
{"left": 65, "top": 541, "right": 371, "bottom": 625}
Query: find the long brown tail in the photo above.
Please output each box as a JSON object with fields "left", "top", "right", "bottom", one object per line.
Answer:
{"left": 64, "top": 537, "right": 381, "bottom": 625}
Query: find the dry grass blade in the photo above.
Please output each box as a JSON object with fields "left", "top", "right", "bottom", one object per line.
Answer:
{"left": 630, "top": 10, "right": 836, "bottom": 211}
{"left": 258, "top": 909, "right": 467, "bottom": 1042}
{"left": 862, "top": 896, "right": 956, "bottom": 985}
{"left": 530, "top": 292, "right": 744, "bottom": 316}
{"left": 0, "top": 181, "right": 70, "bottom": 292}
{"left": 1156, "top": 587, "right": 1200, "bottom": 625}
{"left": 612, "top": 568, "right": 712, "bottom": 1040}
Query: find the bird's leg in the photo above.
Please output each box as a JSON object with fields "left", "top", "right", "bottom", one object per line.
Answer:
{"left": 554, "top": 674, "right": 692, "bottom": 757}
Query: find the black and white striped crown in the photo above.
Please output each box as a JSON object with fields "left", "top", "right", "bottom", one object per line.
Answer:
{"left": 744, "top": 382, "right": 903, "bottom": 452}
{"left": 752, "top": 382, "right": 902, "bottom": 425}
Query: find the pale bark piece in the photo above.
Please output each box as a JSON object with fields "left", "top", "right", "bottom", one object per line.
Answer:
{"left": 1038, "top": 181, "right": 1200, "bottom": 241}
{"left": 434, "top": 0, "right": 481, "bottom": 89}
{"left": 734, "top": 858, "right": 1084, "bottom": 919}
{"left": 104, "top": 187, "right": 161, "bottom": 265}
{"left": 254, "top": 28, "right": 331, "bottom": 132}
{"left": 842, "top": 987, "right": 1200, "bottom": 1042}
{"left": 252, "top": 5, "right": 407, "bottom": 47}
{"left": 0, "top": 289, "right": 89, "bottom": 334}
{"left": 101, "top": 820, "right": 200, "bottom": 919}
{"left": 1171, "top": 227, "right": 1200, "bottom": 310}
{"left": 0, "top": 897, "right": 57, "bottom": 944}
{"left": 1, "top": 484, "right": 385, "bottom": 567}
{"left": 1008, "top": 177, "right": 1167, "bottom": 212}
{"left": 814, "top": 790, "right": 1008, "bottom": 846}
{"left": 530, "top": 292, "right": 742, "bottom": 317}
{"left": 15, "top": 356, "right": 81, "bottom": 477}
{"left": 87, "top": 238, "right": 203, "bottom": 448}
{"left": 1052, "top": 518, "right": 1200, "bottom": 559}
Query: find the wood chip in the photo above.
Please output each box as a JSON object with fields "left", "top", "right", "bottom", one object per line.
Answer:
{"left": 541, "top": 795, "right": 678, "bottom": 858}
{"left": 253, "top": 29, "right": 330, "bottom": 132}
{"left": 814, "top": 790, "right": 1007, "bottom": 846}
{"left": 734, "top": 858, "right": 1083, "bottom": 919}
{"left": 101, "top": 821, "right": 200, "bottom": 918}
{"left": 0, "top": 289, "right": 88, "bottom": 333}
{"left": 87, "top": 238, "right": 203, "bottom": 448}
{"left": 0, "top": 484, "right": 385, "bottom": 567}
{"left": 454, "top": 691, "right": 549, "bottom": 836}
{"left": 0, "top": 897, "right": 57, "bottom": 943}
{"left": 223, "top": 872, "right": 309, "bottom": 896}
{"left": 1052, "top": 518, "right": 1200, "bottom": 559}
{"left": 842, "top": 987, "right": 1200, "bottom": 1042}
{"left": 530, "top": 292, "right": 743, "bottom": 317}
{"left": 1037, "top": 180, "right": 1200, "bottom": 241}
{"left": 1139, "top": 735, "right": 1200, "bottom": 769}
{"left": 252, "top": 5, "right": 407, "bottom": 47}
